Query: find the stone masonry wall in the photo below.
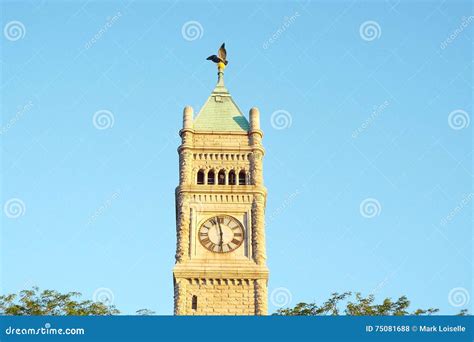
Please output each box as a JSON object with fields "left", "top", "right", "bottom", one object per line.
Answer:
{"left": 183, "top": 278, "right": 256, "bottom": 315}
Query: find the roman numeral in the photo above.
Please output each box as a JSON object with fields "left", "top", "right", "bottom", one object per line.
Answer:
{"left": 234, "top": 233, "right": 242, "bottom": 237}
{"left": 218, "top": 217, "right": 224, "bottom": 224}
{"left": 199, "top": 232, "right": 208, "bottom": 237}
{"left": 201, "top": 238, "right": 211, "bottom": 245}
{"left": 231, "top": 238, "right": 240, "bottom": 245}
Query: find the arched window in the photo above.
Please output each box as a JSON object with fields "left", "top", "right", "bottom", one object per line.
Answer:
{"left": 207, "top": 170, "right": 215, "bottom": 185}
{"left": 218, "top": 170, "right": 226, "bottom": 185}
{"left": 197, "top": 170, "right": 204, "bottom": 185}
{"left": 239, "top": 170, "right": 246, "bottom": 185}
{"left": 228, "top": 170, "right": 236, "bottom": 185}
{"left": 191, "top": 295, "right": 198, "bottom": 310}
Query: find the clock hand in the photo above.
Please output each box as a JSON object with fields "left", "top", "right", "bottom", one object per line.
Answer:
{"left": 216, "top": 218, "right": 224, "bottom": 250}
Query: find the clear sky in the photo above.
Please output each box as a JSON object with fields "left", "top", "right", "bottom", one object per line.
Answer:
{"left": 1, "top": 0, "right": 472, "bottom": 315}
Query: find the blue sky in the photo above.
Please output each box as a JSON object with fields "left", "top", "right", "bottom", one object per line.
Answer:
{"left": 1, "top": 0, "right": 472, "bottom": 315}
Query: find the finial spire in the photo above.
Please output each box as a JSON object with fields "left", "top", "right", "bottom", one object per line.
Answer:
{"left": 217, "top": 62, "right": 225, "bottom": 87}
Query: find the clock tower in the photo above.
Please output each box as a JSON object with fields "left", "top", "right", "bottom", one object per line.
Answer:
{"left": 173, "top": 62, "right": 269, "bottom": 315}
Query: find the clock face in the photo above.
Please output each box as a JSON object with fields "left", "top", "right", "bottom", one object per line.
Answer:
{"left": 198, "top": 215, "right": 244, "bottom": 253}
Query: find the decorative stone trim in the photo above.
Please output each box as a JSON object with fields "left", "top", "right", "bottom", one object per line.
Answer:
{"left": 190, "top": 193, "right": 253, "bottom": 204}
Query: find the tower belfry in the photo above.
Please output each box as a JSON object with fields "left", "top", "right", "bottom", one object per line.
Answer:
{"left": 173, "top": 44, "right": 269, "bottom": 315}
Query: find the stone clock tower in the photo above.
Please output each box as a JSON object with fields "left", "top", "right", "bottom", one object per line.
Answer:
{"left": 173, "top": 61, "right": 268, "bottom": 315}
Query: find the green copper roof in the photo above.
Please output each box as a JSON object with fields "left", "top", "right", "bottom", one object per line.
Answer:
{"left": 193, "top": 72, "right": 249, "bottom": 132}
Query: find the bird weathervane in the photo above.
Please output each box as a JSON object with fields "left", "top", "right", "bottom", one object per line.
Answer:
{"left": 207, "top": 43, "right": 228, "bottom": 72}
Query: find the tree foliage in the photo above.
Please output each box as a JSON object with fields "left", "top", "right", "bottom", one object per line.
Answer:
{"left": 1, "top": 287, "right": 466, "bottom": 316}
{"left": 0, "top": 287, "right": 119, "bottom": 316}
{"left": 135, "top": 309, "right": 156, "bottom": 316}
{"left": 274, "top": 292, "right": 442, "bottom": 316}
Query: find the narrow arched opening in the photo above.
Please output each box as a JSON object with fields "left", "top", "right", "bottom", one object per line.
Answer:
{"left": 229, "top": 170, "right": 236, "bottom": 185}
{"left": 197, "top": 170, "right": 204, "bottom": 185}
{"left": 239, "top": 170, "right": 246, "bottom": 185}
{"left": 218, "top": 170, "right": 226, "bottom": 185}
{"left": 207, "top": 170, "right": 215, "bottom": 185}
